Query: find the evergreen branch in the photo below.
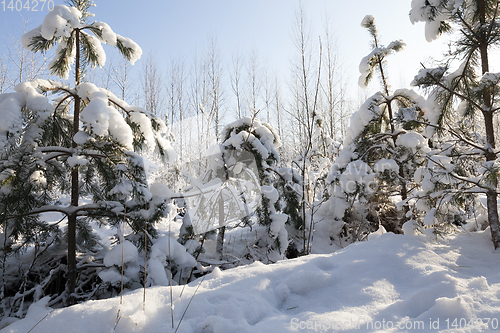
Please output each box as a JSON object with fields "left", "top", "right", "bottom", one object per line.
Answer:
{"left": 108, "top": 99, "right": 131, "bottom": 116}
{"left": 5, "top": 203, "right": 102, "bottom": 219}
{"left": 44, "top": 152, "right": 72, "bottom": 162}
{"left": 10, "top": 266, "right": 63, "bottom": 310}
{"left": 486, "top": 1, "right": 500, "bottom": 42}
{"left": 358, "top": 144, "right": 391, "bottom": 160}
{"left": 53, "top": 94, "right": 75, "bottom": 118}
{"left": 371, "top": 130, "right": 404, "bottom": 142}
{"left": 412, "top": 119, "right": 491, "bottom": 154}
{"left": 49, "top": 34, "right": 76, "bottom": 78}
{"left": 456, "top": 10, "right": 481, "bottom": 42}
{"left": 40, "top": 147, "right": 74, "bottom": 155}
{"left": 266, "top": 167, "right": 301, "bottom": 196}
{"left": 42, "top": 149, "right": 109, "bottom": 162}
{"left": 82, "top": 25, "right": 103, "bottom": 39}
{"left": 447, "top": 152, "right": 485, "bottom": 158}
{"left": 420, "top": 67, "right": 482, "bottom": 114}
{"left": 80, "top": 31, "right": 101, "bottom": 68}
{"left": 425, "top": 155, "right": 492, "bottom": 191}
{"left": 76, "top": 263, "right": 105, "bottom": 269}
{"left": 26, "top": 34, "right": 57, "bottom": 53}
{"left": 38, "top": 81, "right": 78, "bottom": 96}
{"left": 116, "top": 36, "right": 138, "bottom": 64}
{"left": 24, "top": 228, "right": 61, "bottom": 286}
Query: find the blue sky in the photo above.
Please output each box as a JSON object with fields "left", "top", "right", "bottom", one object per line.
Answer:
{"left": 0, "top": 0, "right": 451, "bottom": 99}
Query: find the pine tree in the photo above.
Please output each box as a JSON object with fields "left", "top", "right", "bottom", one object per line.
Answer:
{"left": 0, "top": 0, "right": 175, "bottom": 310}
{"left": 321, "top": 15, "right": 429, "bottom": 243}
{"left": 410, "top": 0, "right": 500, "bottom": 247}
{"left": 181, "top": 116, "right": 288, "bottom": 263}
{"left": 223, "top": 117, "right": 288, "bottom": 262}
{"left": 356, "top": 15, "right": 421, "bottom": 231}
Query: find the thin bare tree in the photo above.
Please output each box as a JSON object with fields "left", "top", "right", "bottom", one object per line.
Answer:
{"left": 246, "top": 48, "right": 262, "bottom": 116}
{"left": 0, "top": 59, "right": 7, "bottom": 93}
{"left": 1, "top": 20, "right": 48, "bottom": 90}
{"left": 273, "top": 74, "right": 283, "bottom": 144}
{"left": 321, "top": 18, "right": 341, "bottom": 139}
{"left": 206, "top": 37, "right": 225, "bottom": 142}
{"left": 189, "top": 49, "right": 209, "bottom": 173}
{"left": 229, "top": 51, "right": 244, "bottom": 118}
{"left": 263, "top": 69, "right": 272, "bottom": 123}
{"left": 289, "top": 5, "right": 326, "bottom": 255}
{"left": 110, "top": 56, "right": 133, "bottom": 101}
{"left": 166, "top": 57, "right": 187, "bottom": 162}
{"left": 141, "top": 52, "right": 165, "bottom": 118}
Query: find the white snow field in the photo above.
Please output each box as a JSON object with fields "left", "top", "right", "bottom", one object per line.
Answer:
{"left": 3, "top": 230, "right": 500, "bottom": 333}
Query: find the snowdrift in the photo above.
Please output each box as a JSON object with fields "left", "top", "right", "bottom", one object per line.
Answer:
{"left": 3, "top": 231, "right": 500, "bottom": 332}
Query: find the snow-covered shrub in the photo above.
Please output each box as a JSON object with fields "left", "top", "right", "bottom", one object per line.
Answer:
{"left": 99, "top": 240, "right": 140, "bottom": 287}
{"left": 146, "top": 235, "right": 197, "bottom": 286}
{"left": 282, "top": 114, "right": 340, "bottom": 256}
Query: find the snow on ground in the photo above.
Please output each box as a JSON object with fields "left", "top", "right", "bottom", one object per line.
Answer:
{"left": 3, "top": 231, "right": 500, "bottom": 333}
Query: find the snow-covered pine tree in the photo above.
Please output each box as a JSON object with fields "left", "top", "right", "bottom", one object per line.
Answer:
{"left": 181, "top": 116, "right": 288, "bottom": 263}
{"left": 409, "top": 0, "right": 500, "bottom": 247}
{"left": 320, "top": 15, "right": 429, "bottom": 243}
{"left": 221, "top": 116, "right": 288, "bottom": 262}
{"left": 0, "top": 0, "right": 175, "bottom": 311}
{"left": 356, "top": 15, "right": 419, "bottom": 232}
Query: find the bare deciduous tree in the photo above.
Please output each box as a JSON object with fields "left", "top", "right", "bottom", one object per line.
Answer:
{"left": 166, "top": 57, "right": 187, "bottom": 161}
{"left": 1, "top": 20, "right": 48, "bottom": 91}
{"left": 0, "top": 59, "right": 7, "bottom": 93}
{"left": 208, "top": 39, "right": 225, "bottom": 141}
{"left": 111, "top": 56, "right": 133, "bottom": 101}
{"left": 246, "top": 48, "right": 262, "bottom": 116}
{"left": 321, "top": 18, "right": 347, "bottom": 140}
{"left": 230, "top": 51, "right": 244, "bottom": 118}
{"left": 141, "top": 52, "right": 165, "bottom": 117}
{"left": 263, "top": 69, "right": 272, "bottom": 123}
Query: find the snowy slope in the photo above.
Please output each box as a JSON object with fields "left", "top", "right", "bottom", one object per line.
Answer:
{"left": 3, "top": 231, "right": 500, "bottom": 333}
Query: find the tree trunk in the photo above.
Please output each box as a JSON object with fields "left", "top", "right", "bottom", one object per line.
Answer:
{"left": 67, "top": 28, "right": 81, "bottom": 305}
{"left": 478, "top": 0, "right": 500, "bottom": 248}
{"left": 376, "top": 52, "right": 409, "bottom": 228}
{"left": 216, "top": 194, "right": 225, "bottom": 259}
